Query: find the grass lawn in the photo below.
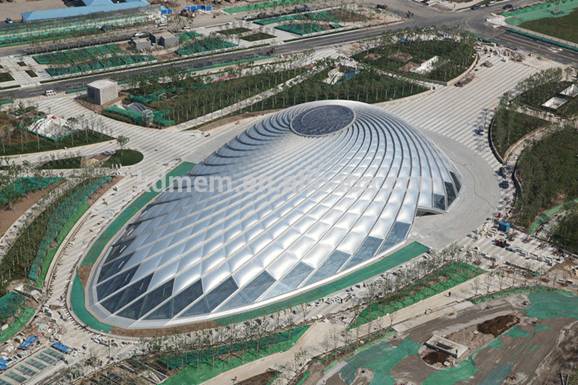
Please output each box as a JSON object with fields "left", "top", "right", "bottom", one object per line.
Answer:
{"left": 513, "top": 126, "right": 578, "bottom": 228}
{"left": 350, "top": 262, "right": 484, "bottom": 329}
{"left": 490, "top": 107, "right": 548, "bottom": 158}
{"left": 102, "top": 149, "right": 143, "bottom": 167}
{"left": 519, "top": 8, "right": 578, "bottom": 44}
{"left": 161, "top": 325, "right": 309, "bottom": 385}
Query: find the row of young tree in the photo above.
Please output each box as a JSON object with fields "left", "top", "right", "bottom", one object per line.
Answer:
{"left": 0, "top": 102, "right": 114, "bottom": 156}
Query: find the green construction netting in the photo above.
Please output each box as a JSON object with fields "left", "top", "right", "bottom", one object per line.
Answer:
{"left": 176, "top": 37, "right": 236, "bottom": 56}
{"left": 255, "top": 10, "right": 339, "bottom": 25}
{"left": 0, "top": 176, "right": 61, "bottom": 207}
{"left": 46, "top": 55, "right": 154, "bottom": 77}
{"left": 275, "top": 22, "right": 341, "bottom": 36}
{"left": 0, "top": 14, "right": 150, "bottom": 48}
{"left": 104, "top": 105, "right": 175, "bottom": 127}
{"left": 161, "top": 325, "right": 309, "bottom": 385}
{"left": 504, "top": 0, "right": 578, "bottom": 25}
{"left": 224, "top": 0, "right": 311, "bottom": 14}
{"left": 0, "top": 292, "right": 26, "bottom": 323}
{"left": 33, "top": 44, "right": 122, "bottom": 65}
{"left": 340, "top": 337, "right": 420, "bottom": 385}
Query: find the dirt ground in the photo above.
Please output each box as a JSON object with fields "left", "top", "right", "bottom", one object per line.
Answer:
{"left": 0, "top": 0, "right": 67, "bottom": 21}
{"left": 392, "top": 298, "right": 578, "bottom": 385}
{"left": 236, "top": 370, "right": 278, "bottom": 385}
{"left": 0, "top": 182, "right": 61, "bottom": 236}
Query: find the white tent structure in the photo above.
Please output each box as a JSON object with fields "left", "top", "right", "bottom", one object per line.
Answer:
{"left": 27, "top": 115, "right": 73, "bottom": 140}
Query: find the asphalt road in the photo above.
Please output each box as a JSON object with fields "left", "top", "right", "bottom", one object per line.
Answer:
{"left": 1, "top": 0, "right": 576, "bottom": 99}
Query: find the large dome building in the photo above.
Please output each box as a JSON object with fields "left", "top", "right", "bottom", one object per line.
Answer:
{"left": 86, "top": 101, "right": 462, "bottom": 329}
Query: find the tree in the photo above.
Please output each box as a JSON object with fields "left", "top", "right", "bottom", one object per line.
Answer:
{"left": 116, "top": 135, "right": 129, "bottom": 150}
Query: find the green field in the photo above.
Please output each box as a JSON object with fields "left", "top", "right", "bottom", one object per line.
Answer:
{"left": 0, "top": 177, "right": 111, "bottom": 295}
{"left": 177, "top": 36, "right": 236, "bottom": 56}
{"left": 504, "top": 0, "right": 578, "bottom": 43}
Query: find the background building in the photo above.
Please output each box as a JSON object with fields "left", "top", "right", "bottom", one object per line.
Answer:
{"left": 87, "top": 79, "right": 118, "bottom": 106}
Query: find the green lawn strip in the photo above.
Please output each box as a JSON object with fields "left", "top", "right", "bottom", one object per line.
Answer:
{"left": 350, "top": 262, "right": 484, "bottom": 329}
{"left": 470, "top": 285, "right": 554, "bottom": 304}
{"left": 216, "top": 242, "right": 429, "bottom": 326}
{"left": 71, "top": 275, "right": 111, "bottom": 333}
{"left": 0, "top": 307, "right": 35, "bottom": 343}
{"left": 162, "top": 326, "right": 308, "bottom": 385}
{"left": 224, "top": 0, "right": 310, "bottom": 14}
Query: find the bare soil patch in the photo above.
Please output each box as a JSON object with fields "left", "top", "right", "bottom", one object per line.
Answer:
{"left": 237, "top": 370, "right": 278, "bottom": 385}
{"left": 477, "top": 314, "right": 519, "bottom": 337}
{"left": 423, "top": 350, "right": 452, "bottom": 365}
{"left": 0, "top": 182, "right": 61, "bottom": 236}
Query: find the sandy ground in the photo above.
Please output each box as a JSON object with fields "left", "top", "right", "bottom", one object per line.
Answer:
{"left": 1, "top": 0, "right": 67, "bottom": 21}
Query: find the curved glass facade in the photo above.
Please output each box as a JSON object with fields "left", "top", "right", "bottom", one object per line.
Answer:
{"left": 87, "top": 100, "right": 462, "bottom": 328}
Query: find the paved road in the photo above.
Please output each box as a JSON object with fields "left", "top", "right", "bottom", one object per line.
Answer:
{"left": 1, "top": 0, "right": 576, "bottom": 100}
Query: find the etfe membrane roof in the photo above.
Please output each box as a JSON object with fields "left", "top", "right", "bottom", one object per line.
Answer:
{"left": 87, "top": 101, "right": 462, "bottom": 329}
